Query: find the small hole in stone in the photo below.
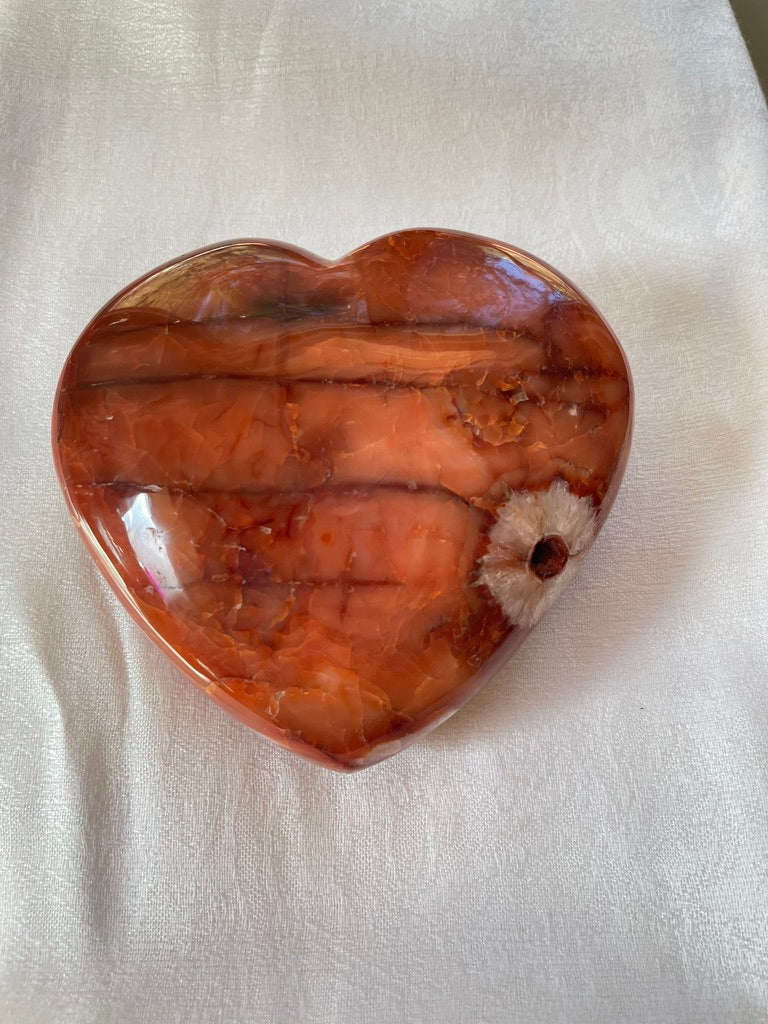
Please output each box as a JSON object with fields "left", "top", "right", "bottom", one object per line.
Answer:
{"left": 529, "top": 535, "right": 569, "bottom": 581}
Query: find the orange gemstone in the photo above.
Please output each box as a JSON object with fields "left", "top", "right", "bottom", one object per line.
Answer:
{"left": 52, "top": 230, "right": 632, "bottom": 770}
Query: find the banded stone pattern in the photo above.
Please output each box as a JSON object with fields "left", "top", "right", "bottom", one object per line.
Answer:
{"left": 54, "top": 230, "right": 632, "bottom": 769}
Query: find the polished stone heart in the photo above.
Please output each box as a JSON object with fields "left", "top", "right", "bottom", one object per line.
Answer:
{"left": 53, "top": 230, "right": 632, "bottom": 770}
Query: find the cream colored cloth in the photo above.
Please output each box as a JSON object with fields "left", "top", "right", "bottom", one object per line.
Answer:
{"left": 1, "top": 1, "right": 767, "bottom": 1021}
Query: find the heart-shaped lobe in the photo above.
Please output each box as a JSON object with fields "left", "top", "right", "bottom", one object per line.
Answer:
{"left": 53, "top": 230, "right": 632, "bottom": 770}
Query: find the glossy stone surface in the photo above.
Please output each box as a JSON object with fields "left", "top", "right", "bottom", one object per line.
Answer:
{"left": 53, "top": 230, "right": 633, "bottom": 770}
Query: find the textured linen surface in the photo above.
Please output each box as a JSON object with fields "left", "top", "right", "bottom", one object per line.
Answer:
{"left": 1, "top": 1, "right": 767, "bottom": 1022}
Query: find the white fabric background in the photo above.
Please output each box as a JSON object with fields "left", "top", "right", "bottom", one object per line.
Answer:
{"left": 1, "top": 1, "right": 767, "bottom": 1021}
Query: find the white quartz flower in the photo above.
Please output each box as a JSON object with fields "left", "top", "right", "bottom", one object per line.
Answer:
{"left": 479, "top": 480, "right": 597, "bottom": 628}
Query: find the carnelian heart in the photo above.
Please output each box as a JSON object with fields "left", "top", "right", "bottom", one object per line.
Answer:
{"left": 52, "top": 230, "right": 633, "bottom": 770}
